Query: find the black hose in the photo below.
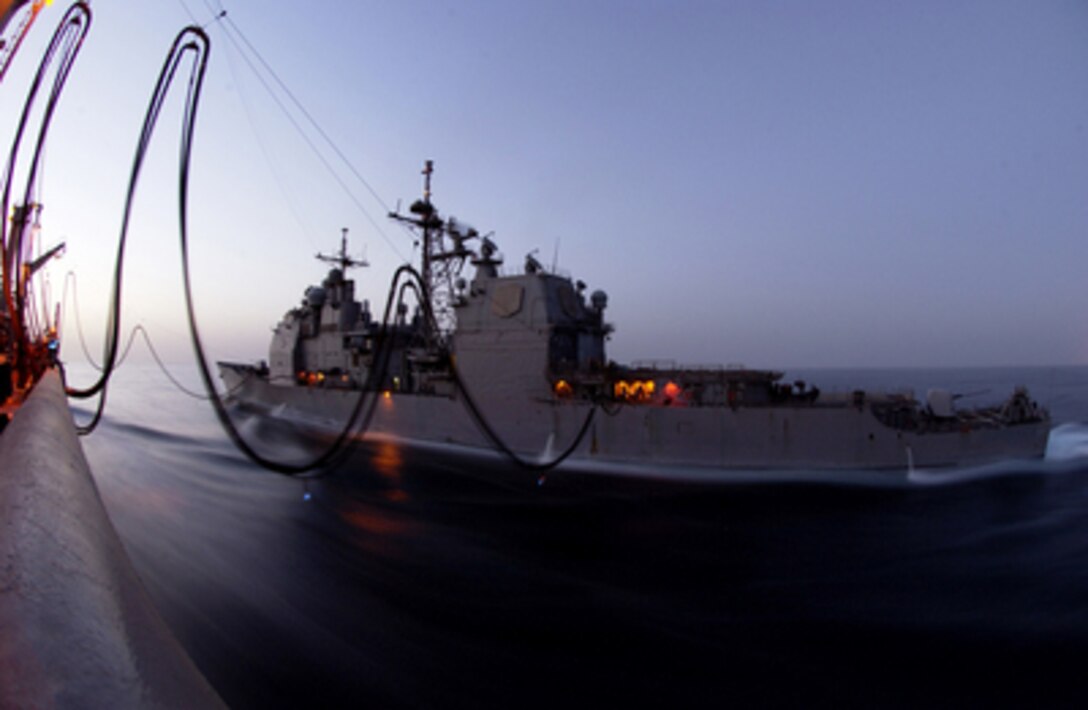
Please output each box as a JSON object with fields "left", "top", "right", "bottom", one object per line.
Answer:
{"left": 1, "top": 2, "right": 90, "bottom": 373}
{"left": 394, "top": 265, "right": 599, "bottom": 472}
{"left": 59, "top": 22, "right": 595, "bottom": 476}
{"left": 64, "top": 25, "right": 209, "bottom": 434}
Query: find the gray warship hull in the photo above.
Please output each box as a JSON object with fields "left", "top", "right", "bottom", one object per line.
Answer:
{"left": 220, "top": 362, "right": 1051, "bottom": 472}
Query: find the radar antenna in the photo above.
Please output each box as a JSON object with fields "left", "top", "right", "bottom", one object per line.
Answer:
{"left": 388, "top": 161, "right": 477, "bottom": 339}
{"left": 315, "top": 227, "right": 368, "bottom": 272}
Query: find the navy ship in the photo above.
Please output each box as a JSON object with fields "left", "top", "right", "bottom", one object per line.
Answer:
{"left": 220, "top": 162, "right": 1050, "bottom": 472}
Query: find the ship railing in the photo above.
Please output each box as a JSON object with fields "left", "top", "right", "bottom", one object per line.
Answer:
{"left": 623, "top": 363, "right": 783, "bottom": 385}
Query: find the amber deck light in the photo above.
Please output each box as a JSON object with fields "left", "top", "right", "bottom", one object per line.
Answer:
{"left": 613, "top": 380, "right": 656, "bottom": 402}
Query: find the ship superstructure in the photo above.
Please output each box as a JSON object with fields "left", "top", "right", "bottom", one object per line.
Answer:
{"left": 220, "top": 163, "right": 1050, "bottom": 472}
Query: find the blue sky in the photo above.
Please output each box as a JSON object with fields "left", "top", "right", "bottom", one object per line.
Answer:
{"left": 3, "top": 0, "right": 1086, "bottom": 368}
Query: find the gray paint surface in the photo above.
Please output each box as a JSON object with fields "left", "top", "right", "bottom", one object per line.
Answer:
{"left": 0, "top": 370, "right": 223, "bottom": 708}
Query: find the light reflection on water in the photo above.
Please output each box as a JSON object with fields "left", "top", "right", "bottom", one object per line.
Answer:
{"left": 368, "top": 439, "right": 410, "bottom": 503}
{"left": 371, "top": 440, "right": 404, "bottom": 478}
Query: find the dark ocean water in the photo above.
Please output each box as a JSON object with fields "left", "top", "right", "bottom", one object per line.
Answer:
{"left": 73, "top": 364, "right": 1088, "bottom": 709}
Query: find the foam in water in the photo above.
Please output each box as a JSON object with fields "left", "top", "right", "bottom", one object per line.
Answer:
{"left": 1045, "top": 422, "right": 1088, "bottom": 461}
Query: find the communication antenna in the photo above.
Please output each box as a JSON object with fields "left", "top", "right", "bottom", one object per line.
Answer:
{"left": 387, "top": 160, "right": 477, "bottom": 338}
{"left": 315, "top": 227, "right": 368, "bottom": 272}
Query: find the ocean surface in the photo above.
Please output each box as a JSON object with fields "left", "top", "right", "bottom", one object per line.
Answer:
{"left": 72, "top": 364, "right": 1088, "bottom": 709}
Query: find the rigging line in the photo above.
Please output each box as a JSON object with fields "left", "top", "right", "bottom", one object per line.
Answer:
{"left": 207, "top": 14, "right": 407, "bottom": 263}
{"left": 127, "top": 14, "right": 589, "bottom": 475}
{"left": 217, "top": 11, "right": 392, "bottom": 215}
{"left": 179, "top": 0, "right": 317, "bottom": 253}
{"left": 9, "top": 10, "right": 86, "bottom": 283}
{"left": 214, "top": 10, "right": 318, "bottom": 252}
{"left": 202, "top": 0, "right": 228, "bottom": 31}
{"left": 59, "top": 270, "right": 104, "bottom": 370}
{"left": 60, "top": 315, "right": 150, "bottom": 375}
{"left": 176, "top": 0, "right": 225, "bottom": 30}
{"left": 2, "top": 2, "right": 91, "bottom": 384}
{"left": 59, "top": 268, "right": 237, "bottom": 398}
{"left": 24, "top": 206, "right": 50, "bottom": 340}
{"left": 0, "top": 0, "right": 46, "bottom": 84}
{"left": 2, "top": 3, "right": 89, "bottom": 293}
{"left": 24, "top": 260, "right": 44, "bottom": 337}
{"left": 109, "top": 322, "right": 139, "bottom": 368}
{"left": 176, "top": 26, "right": 386, "bottom": 475}
{"left": 65, "top": 22, "right": 208, "bottom": 435}
{"left": 185, "top": 258, "right": 414, "bottom": 474}
{"left": 130, "top": 323, "right": 222, "bottom": 400}
{"left": 76, "top": 21, "right": 388, "bottom": 473}
{"left": 173, "top": 0, "right": 200, "bottom": 24}
{"left": 398, "top": 263, "right": 599, "bottom": 472}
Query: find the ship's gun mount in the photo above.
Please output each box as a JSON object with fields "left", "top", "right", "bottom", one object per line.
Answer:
{"left": 1000, "top": 386, "right": 1046, "bottom": 425}
{"left": 871, "top": 385, "right": 1049, "bottom": 433}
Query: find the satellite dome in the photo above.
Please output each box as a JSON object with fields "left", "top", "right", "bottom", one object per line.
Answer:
{"left": 591, "top": 290, "right": 608, "bottom": 311}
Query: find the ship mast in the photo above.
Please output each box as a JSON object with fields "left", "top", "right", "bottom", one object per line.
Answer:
{"left": 388, "top": 160, "right": 474, "bottom": 340}
{"left": 421, "top": 160, "right": 435, "bottom": 294}
{"left": 315, "top": 227, "right": 368, "bottom": 272}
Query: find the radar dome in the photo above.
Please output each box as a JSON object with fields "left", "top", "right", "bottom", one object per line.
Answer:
{"left": 305, "top": 286, "right": 327, "bottom": 307}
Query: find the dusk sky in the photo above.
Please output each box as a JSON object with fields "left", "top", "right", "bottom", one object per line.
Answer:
{"left": 3, "top": 0, "right": 1086, "bottom": 369}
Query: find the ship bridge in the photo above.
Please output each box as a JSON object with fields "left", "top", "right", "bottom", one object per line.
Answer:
{"left": 452, "top": 254, "right": 612, "bottom": 402}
